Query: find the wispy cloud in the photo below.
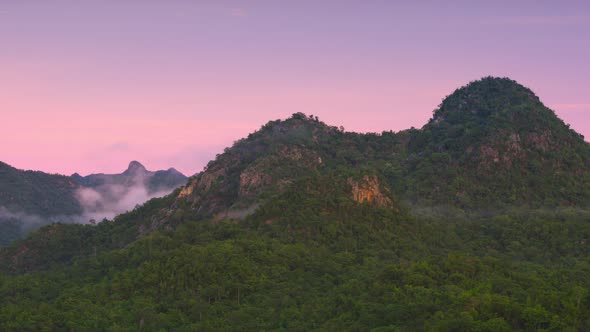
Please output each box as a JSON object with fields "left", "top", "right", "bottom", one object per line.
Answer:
{"left": 229, "top": 7, "right": 248, "bottom": 17}
{"left": 106, "top": 142, "right": 130, "bottom": 151}
{"left": 75, "top": 173, "right": 175, "bottom": 222}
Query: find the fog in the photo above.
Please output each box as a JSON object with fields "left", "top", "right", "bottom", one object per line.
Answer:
{"left": 0, "top": 174, "right": 177, "bottom": 231}
{"left": 0, "top": 206, "right": 50, "bottom": 231}
{"left": 74, "top": 180, "right": 173, "bottom": 222}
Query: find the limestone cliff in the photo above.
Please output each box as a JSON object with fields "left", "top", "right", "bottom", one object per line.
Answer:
{"left": 348, "top": 175, "right": 393, "bottom": 207}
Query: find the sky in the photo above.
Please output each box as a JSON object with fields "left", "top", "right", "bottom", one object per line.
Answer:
{"left": 1, "top": 1, "right": 589, "bottom": 176}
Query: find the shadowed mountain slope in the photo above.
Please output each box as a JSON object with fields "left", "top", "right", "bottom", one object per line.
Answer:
{"left": 0, "top": 161, "right": 187, "bottom": 246}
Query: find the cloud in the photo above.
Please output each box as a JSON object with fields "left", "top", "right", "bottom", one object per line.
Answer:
{"left": 0, "top": 171, "right": 180, "bottom": 239}
{"left": 106, "top": 141, "right": 130, "bottom": 151}
{"left": 74, "top": 172, "right": 176, "bottom": 222}
{"left": 0, "top": 207, "right": 46, "bottom": 229}
{"left": 76, "top": 187, "right": 103, "bottom": 210}
{"left": 229, "top": 7, "right": 247, "bottom": 17}
{"left": 0, "top": 206, "right": 84, "bottom": 235}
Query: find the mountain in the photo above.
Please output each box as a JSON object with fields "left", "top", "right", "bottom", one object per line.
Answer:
{"left": 0, "top": 162, "right": 82, "bottom": 246}
{"left": 0, "top": 162, "right": 82, "bottom": 216}
{"left": 72, "top": 160, "right": 187, "bottom": 195}
{"left": 3, "top": 77, "right": 587, "bottom": 265}
{"left": 404, "top": 77, "right": 590, "bottom": 207}
{"left": 1, "top": 77, "right": 589, "bottom": 330}
{"left": 0, "top": 161, "right": 187, "bottom": 246}
{"left": 147, "top": 79, "right": 589, "bottom": 233}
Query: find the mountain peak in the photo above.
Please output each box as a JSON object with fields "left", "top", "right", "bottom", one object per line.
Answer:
{"left": 247, "top": 112, "right": 341, "bottom": 143}
{"left": 166, "top": 167, "right": 184, "bottom": 175}
{"left": 431, "top": 76, "right": 541, "bottom": 124}
{"left": 125, "top": 160, "right": 147, "bottom": 173}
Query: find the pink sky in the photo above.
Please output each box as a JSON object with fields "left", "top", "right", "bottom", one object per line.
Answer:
{"left": 1, "top": 1, "right": 589, "bottom": 176}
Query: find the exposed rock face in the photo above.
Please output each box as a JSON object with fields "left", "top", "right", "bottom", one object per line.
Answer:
{"left": 170, "top": 114, "right": 342, "bottom": 221}
{"left": 476, "top": 133, "right": 525, "bottom": 168}
{"left": 527, "top": 131, "right": 552, "bottom": 151}
{"left": 479, "top": 145, "right": 500, "bottom": 164}
{"left": 174, "top": 144, "right": 325, "bottom": 221}
{"left": 176, "top": 166, "right": 229, "bottom": 214}
{"left": 472, "top": 129, "right": 564, "bottom": 170}
{"left": 177, "top": 180, "right": 197, "bottom": 198}
{"left": 239, "top": 168, "right": 272, "bottom": 197}
{"left": 347, "top": 175, "right": 393, "bottom": 207}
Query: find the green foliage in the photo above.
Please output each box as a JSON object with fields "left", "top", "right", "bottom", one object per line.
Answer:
{"left": 401, "top": 77, "right": 590, "bottom": 208}
{"left": 0, "top": 162, "right": 82, "bottom": 217}
{"left": 1, "top": 198, "right": 589, "bottom": 330}
{"left": 0, "top": 220, "right": 22, "bottom": 247}
{"left": 0, "top": 191, "right": 180, "bottom": 273}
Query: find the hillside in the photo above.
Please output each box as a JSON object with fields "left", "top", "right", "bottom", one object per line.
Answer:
{"left": 0, "top": 162, "right": 82, "bottom": 216}
{"left": 0, "top": 162, "right": 82, "bottom": 246}
{"left": 168, "top": 78, "right": 589, "bottom": 224}
{"left": 404, "top": 77, "right": 590, "bottom": 207}
{"left": 0, "top": 161, "right": 187, "bottom": 246}
{"left": 1, "top": 77, "right": 589, "bottom": 330}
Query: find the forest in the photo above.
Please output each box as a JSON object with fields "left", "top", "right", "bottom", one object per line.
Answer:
{"left": 1, "top": 200, "right": 589, "bottom": 331}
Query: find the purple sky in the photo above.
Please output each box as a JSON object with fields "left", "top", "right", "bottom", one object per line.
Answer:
{"left": 1, "top": 1, "right": 589, "bottom": 176}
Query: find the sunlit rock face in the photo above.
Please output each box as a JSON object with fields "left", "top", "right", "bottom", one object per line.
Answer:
{"left": 348, "top": 175, "right": 393, "bottom": 207}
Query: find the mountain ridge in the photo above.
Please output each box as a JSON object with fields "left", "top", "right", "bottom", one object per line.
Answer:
{"left": 33, "top": 76, "right": 587, "bottom": 248}
{"left": 1, "top": 77, "right": 589, "bottom": 330}
{"left": 2, "top": 76, "right": 589, "bottom": 265}
{"left": 70, "top": 160, "right": 187, "bottom": 193}
{"left": 0, "top": 160, "right": 188, "bottom": 246}
{"left": 404, "top": 77, "right": 589, "bottom": 206}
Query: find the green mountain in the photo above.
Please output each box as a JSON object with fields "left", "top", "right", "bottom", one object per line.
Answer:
{"left": 404, "top": 77, "right": 590, "bottom": 207}
{"left": 0, "top": 161, "right": 187, "bottom": 246}
{"left": 0, "top": 162, "right": 82, "bottom": 216}
{"left": 0, "top": 162, "right": 82, "bottom": 246}
{"left": 1, "top": 77, "right": 589, "bottom": 331}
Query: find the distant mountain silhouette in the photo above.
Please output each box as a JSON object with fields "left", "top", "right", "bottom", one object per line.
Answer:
{"left": 0, "top": 161, "right": 187, "bottom": 246}
{"left": 72, "top": 160, "right": 187, "bottom": 194}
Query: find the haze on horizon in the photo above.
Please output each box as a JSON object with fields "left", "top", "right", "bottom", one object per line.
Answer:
{"left": 1, "top": 1, "right": 589, "bottom": 176}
